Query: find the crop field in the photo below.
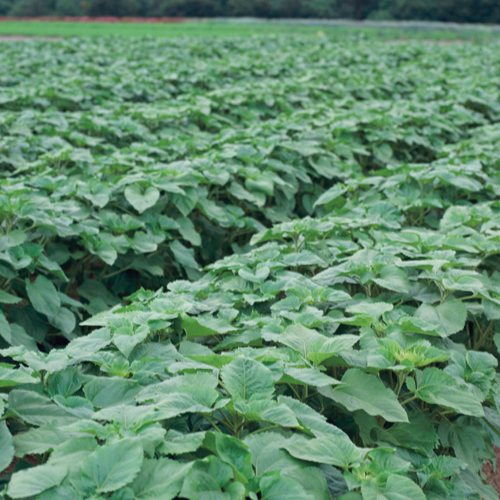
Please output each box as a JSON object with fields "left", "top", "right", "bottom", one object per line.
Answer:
{"left": 0, "top": 20, "right": 331, "bottom": 38}
{"left": 1, "top": 35, "right": 500, "bottom": 500}
{"left": 0, "top": 19, "right": 498, "bottom": 41}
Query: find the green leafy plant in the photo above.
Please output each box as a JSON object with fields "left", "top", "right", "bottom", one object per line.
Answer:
{"left": 1, "top": 35, "right": 500, "bottom": 500}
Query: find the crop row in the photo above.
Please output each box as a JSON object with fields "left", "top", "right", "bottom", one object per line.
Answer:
{"left": 1, "top": 36, "right": 500, "bottom": 500}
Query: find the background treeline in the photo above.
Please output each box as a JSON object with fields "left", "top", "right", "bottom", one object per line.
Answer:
{"left": 0, "top": 0, "right": 499, "bottom": 25}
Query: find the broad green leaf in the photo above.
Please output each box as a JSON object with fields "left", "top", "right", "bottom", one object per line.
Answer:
{"left": 132, "top": 458, "right": 193, "bottom": 500}
{"left": 95, "top": 241, "right": 117, "bottom": 265}
{"left": 154, "top": 388, "right": 222, "bottom": 419}
{"left": 373, "top": 142, "right": 393, "bottom": 163}
{"left": 0, "top": 289, "right": 22, "bottom": 304}
{"left": 313, "top": 184, "right": 348, "bottom": 209}
{"left": 0, "top": 420, "right": 14, "bottom": 472}
{"left": 136, "top": 375, "right": 219, "bottom": 408}
{"left": 397, "top": 316, "right": 443, "bottom": 337}
{"left": 337, "top": 493, "right": 362, "bottom": 500}
{"left": 0, "top": 310, "right": 11, "bottom": 343}
{"left": 81, "top": 439, "right": 144, "bottom": 494}
{"left": 13, "top": 422, "right": 69, "bottom": 457}
{"left": 64, "top": 327, "right": 111, "bottom": 358}
{"left": 282, "top": 466, "right": 332, "bottom": 500}
{"left": 159, "top": 430, "right": 206, "bottom": 455}
{"left": 459, "top": 468, "right": 498, "bottom": 500}
{"left": 9, "top": 307, "right": 47, "bottom": 344}
{"left": 365, "top": 449, "right": 410, "bottom": 477}
{"left": 414, "top": 301, "right": 467, "bottom": 336}
{"left": 0, "top": 230, "right": 26, "bottom": 251}
{"left": 319, "top": 368, "right": 408, "bottom": 423}
{"left": 346, "top": 302, "right": 393, "bottom": 320}
{"left": 372, "top": 265, "right": 410, "bottom": 294}
{"left": 132, "top": 231, "right": 159, "bottom": 254}
{"left": 36, "top": 485, "right": 83, "bottom": 500}
{"left": 170, "top": 240, "right": 200, "bottom": 270}
{"left": 47, "top": 366, "right": 84, "bottom": 398}
{"left": 411, "top": 368, "right": 484, "bottom": 417}
{"left": 125, "top": 185, "right": 160, "bottom": 214}
{"left": 226, "top": 481, "right": 246, "bottom": 500}
{"left": 48, "top": 437, "right": 98, "bottom": 468}
{"left": 0, "top": 364, "right": 38, "bottom": 387}
{"left": 172, "top": 188, "right": 198, "bottom": 217}
{"left": 83, "top": 377, "right": 140, "bottom": 408}
{"left": 308, "top": 335, "right": 359, "bottom": 364}
{"left": 7, "top": 464, "right": 68, "bottom": 499}
{"left": 375, "top": 412, "right": 439, "bottom": 456}
{"left": 8, "top": 390, "right": 79, "bottom": 426}
{"left": 22, "top": 350, "right": 69, "bottom": 374}
{"left": 9, "top": 323, "right": 38, "bottom": 350}
{"left": 25, "top": 275, "right": 61, "bottom": 317}
{"left": 207, "top": 432, "right": 254, "bottom": 482}
{"left": 238, "top": 266, "right": 270, "bottom": 283}
{"left": 228, "top": 181, "right": 265, "bottom": 207}
{"left": 53, "top": 395, "right": 94, "bottom": 419}
{"left": 361, "top": 474, "right": 426, "bottom": 500}
{"left": 439, "top": 418, "right": 486, "bottom": 473}
{"left": 38, "top": 254, "right": 68, "bottom": 281}
{"left": 179, "top": 456, "right": 232, "bottom": 500}
{"left": 82, "top": 183, "right": 111, "bottom": 208}
{"left": 47, "top": 307, "right": 76, "bottom": 335}
{"left": 260, "top": 474, "right": 316, "bottom": 500}
{"left": 182, "top": 315, "right": 237, "bottom": 340}
{"left": 320, "top": 465, "right": 350, "bottom": 499}
{"left": 280, "top": 366, "right": 340, "bottom": 387}
{"left": 113, "top": 325, "right": 149, "bottom": 358}
{"left": 177, "top": 217, "right": 201, "bottom": 246}
{"left": 279, "top": 324, "right": 325, "bottom": 359}
{"left": 282, "top": 436, "right": 361, "bottom": 468}
{"left": 233, "top": 399, "right": 299, "bottom": 427}
{"left": 244, "top": 432, "right": 305, "bottom": 476}
{"left": 92, "top": 404, "right": 158, "bottom": 429}
{"left": 279, "top": 396, "right": 347, "bottom": 438}
{"left": 221, "top": 356, "right": 275, "bottom": 402}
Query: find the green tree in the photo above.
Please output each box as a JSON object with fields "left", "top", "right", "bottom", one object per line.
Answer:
{"left": 4, "top": 0, "right": 500, "bottom": 23}
{"left": 300, "top": 0, "right": 339, "bottom": 18}
{"left": 86, "top": 0, "right": 141, "bottom": 16}
{"left": 55, "top": 0, "right": 82, "bottom": 14}
{"left": 0, "top": 0, "right": 15, "bottom": 14}
{"left": 9, "top": 0, "right": 53, "bottom": 15}
{"left": 372, "top": 0, "right": 500, "bottom": 23}
{"left": 155, "top": 0, "right": 223, "bottom": 16}
{"left": 227, "top": 0, "right": 253, "bottom": 15}
{"left": 228, "top": 0, "right": 302, "bottom": 17}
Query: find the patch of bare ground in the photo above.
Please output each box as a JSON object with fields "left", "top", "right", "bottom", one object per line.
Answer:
{"left": 483, "top": 445, "right": 500, "bottom": 497}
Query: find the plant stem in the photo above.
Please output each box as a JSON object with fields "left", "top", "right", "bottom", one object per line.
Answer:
{"left": 249, "top": 425, "right": 280, "bottom": 435}
{"left": 474, "top": 321, "right": 494, "bottom": 351}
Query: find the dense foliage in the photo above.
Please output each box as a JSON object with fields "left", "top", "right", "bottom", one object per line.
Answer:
{"left": 1, "top": 0, "right": 500, "bottom": 23}
{"left": 1, "top": 35, "right": 500, "bottom": 500}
